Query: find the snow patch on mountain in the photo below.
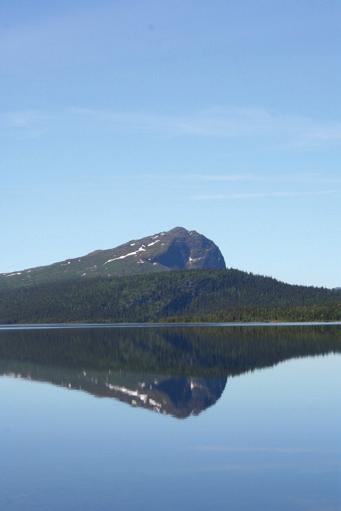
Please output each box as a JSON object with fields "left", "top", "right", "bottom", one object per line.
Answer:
{"left": 104, "top": 245, "right": 147, "bottom": 264}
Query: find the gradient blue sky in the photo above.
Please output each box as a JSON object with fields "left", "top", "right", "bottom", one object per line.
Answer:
{"left": 1, "top": 0, "right": 340, "bottom": 287}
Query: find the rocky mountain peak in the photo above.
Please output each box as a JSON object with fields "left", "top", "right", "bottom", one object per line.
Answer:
{"left": 0, "top": 226, "right": 226, "bottom": 289}
{"left": 145, "top": 226, "right": 226, "bottom": 271}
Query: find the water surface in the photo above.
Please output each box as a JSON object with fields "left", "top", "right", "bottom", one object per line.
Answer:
{"left": 0, "top": 325, "right": 340, "bottom": 510}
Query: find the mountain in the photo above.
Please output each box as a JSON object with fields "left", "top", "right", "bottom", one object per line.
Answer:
{"left": 0, "top": 227, "right": 225, "bottom": 290}
{"left": 0, "top": 226, "right": 340, "bottom": 324}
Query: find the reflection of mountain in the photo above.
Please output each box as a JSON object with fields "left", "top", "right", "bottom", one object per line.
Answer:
{"left": 0, "top": 357, "right": 226, "bottom": 418}
{"left": 100, "top": 376, "right": 227, "bottom": 418}
{"left": 0, "top": 325, "right": 340, "bottom": 418}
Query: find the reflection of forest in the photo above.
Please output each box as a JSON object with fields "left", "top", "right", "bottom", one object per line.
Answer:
{"left": 0, "top": 326, "right": 340, "bottom": 418}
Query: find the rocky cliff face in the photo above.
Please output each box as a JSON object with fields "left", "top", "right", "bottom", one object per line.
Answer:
{"left": 150, "top": 227, "right": 226, "bottom": 270}
{"left": 0, "top": 227, "right": 226, "bottom": 289}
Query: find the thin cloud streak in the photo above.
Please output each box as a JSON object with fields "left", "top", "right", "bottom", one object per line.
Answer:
{"left": 194, "top": 172, "right": 341, "bottom": 184}
{"left": 71, "top": 106, "right": 341, "bottom": 145}
{"left": 194, "top": 173, "right": 257, "bottom": 182}
{"left": 2, "top": 107, "right": 341, "bottom": 147}
{"left": 0, "top": 110, "right": 51, "bottom": 139}
{"left": 192, "top": 190, "right": 339, "bottom": 201}
{"left": 193, "top": 445, "right": 338, "bottom": 454}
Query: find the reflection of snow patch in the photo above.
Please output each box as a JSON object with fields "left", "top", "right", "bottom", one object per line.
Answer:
{"left": 149, "top": 398, "right": 162, "bottom": 407}
{"left": 106, "top": 385, "right": 149, "bottom": 405}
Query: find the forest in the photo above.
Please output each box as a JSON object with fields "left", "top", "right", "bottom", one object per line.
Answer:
{"left": 0, "top": 268, "right": 340, "bottom": 324}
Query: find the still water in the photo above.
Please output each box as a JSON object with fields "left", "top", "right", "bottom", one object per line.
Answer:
{"left": 0, "top": 325, "right": 340, "bottom": 510}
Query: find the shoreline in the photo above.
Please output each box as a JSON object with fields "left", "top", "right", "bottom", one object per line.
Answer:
{"left": 1, "top": 321, "right": 341, "bottom": 330}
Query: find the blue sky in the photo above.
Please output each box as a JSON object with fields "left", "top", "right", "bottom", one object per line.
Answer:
{"left": 1, "top": 0, "right": 340, "bottom": 287}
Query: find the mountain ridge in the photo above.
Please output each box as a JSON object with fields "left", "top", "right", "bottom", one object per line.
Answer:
{"left": 0, "top": 227, "right": 225, "bottom": 290}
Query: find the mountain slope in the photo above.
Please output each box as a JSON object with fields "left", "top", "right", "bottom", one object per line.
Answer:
{"left": 0, "top": 268, "right": 340, "bottom": 324}
{"left": 0, "top": 227, "right": 225, "bottom": 290}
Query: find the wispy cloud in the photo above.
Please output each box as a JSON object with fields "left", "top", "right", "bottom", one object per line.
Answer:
{"left": 193, "top": 172, "right": 341, "bottom": 184}
{"left": 70, "top": 106, "right": 341, "bottom": 145}
{"left": 2, "top": 106, "right": 341, "bottom": 147}
{"left": 192, "top": 190, "right": 339, "bottom": 201}
{"left": 194, "top": 173, "right": 257, "bottom": 182}
{"left": 192, "top": 445, "right": 338, "bottom": 454}
{"left": 0, "top": 110, "right": 49, "bottom": 139}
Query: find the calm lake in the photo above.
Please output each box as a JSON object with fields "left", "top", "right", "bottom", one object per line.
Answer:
{"left": 0, "top": 324, "right": 340, "bottom": 510}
